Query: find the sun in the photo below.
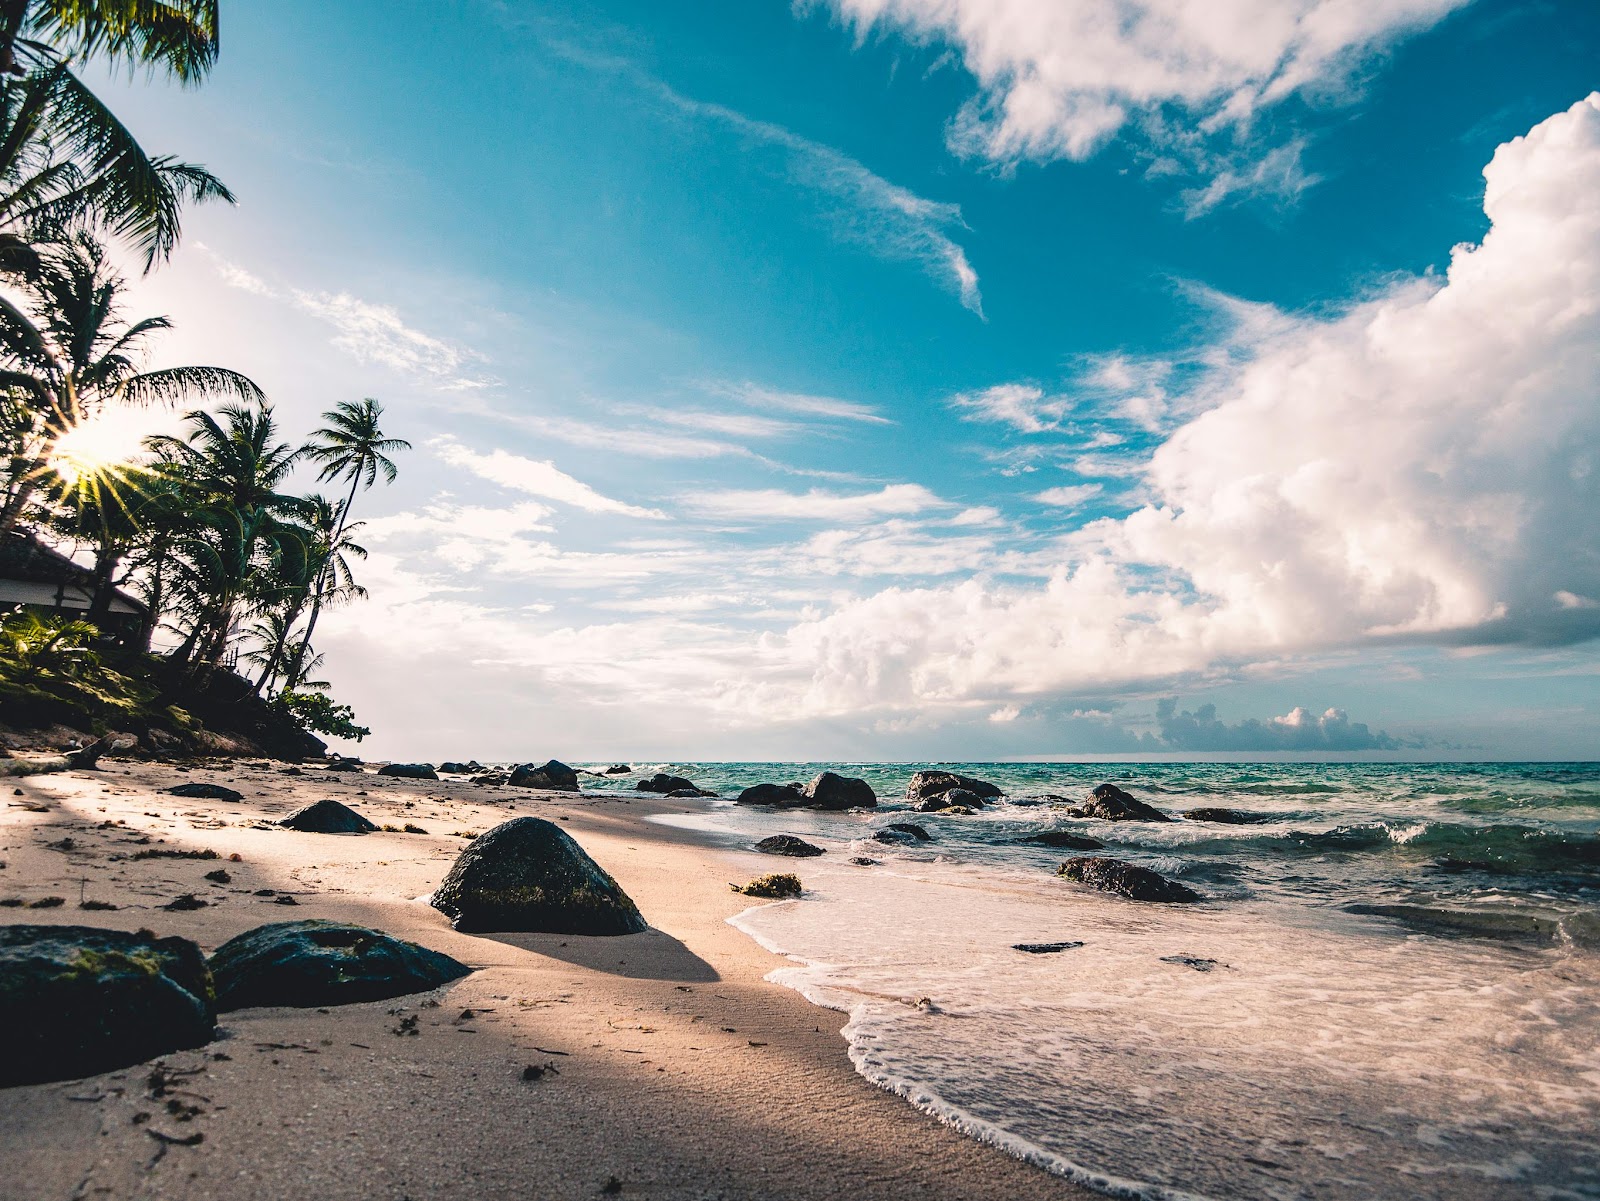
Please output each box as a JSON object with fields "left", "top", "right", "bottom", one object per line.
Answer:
{"left": 48, "top": 415, "right": 144, "bottom": 486}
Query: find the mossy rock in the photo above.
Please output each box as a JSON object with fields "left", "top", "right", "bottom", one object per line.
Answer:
{"left": 0, "top": 924, "right": 215, "bottom": 1087}
{"left": 731, "top": 873, "right": 802, "bottom": 899}
{"left": 209, "top": 920, "right": 471, "bottom": 1011}
{"left": 429, "top": 817, "right": 646, "bottom": 935}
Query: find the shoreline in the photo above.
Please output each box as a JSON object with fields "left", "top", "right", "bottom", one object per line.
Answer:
{"left": 0, "top": 757, "right": 1092, "bottom": 1201}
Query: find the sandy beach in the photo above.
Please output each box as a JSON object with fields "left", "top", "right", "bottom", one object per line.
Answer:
{"left": 0, "top": 757, "right": 1091, "bottom": 1201}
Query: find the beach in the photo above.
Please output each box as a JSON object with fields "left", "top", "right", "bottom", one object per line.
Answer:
{"left": 0, "top": 758, "right": 1091, "bottom": 1201}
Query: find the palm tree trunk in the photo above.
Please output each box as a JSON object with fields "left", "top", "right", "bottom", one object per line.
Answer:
{"left": 281, "top": 474, "right": 359, "bottom": 689}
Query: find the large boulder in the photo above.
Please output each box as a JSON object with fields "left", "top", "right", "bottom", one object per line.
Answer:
{"left": 756, "top": 835, "right": 825, "bottom": 857}
{"left": 0, "top": 924, "right": 215, "bottom": 1087}
{"left": 279, "top": 798, "right": 378, "bottom": 834}
{"left": 906, "top": 771, "right": 1002, "bottom": 807}
{"left": 1070, "top": 783, "right": 1170, "bottom": 822}
{"left": 736, "top": 782, "right": 806, "bottom": 808}
{"left": 802, "top": 771, "right": 877, "bottom": 810}
{"left": 167, "top": 782, "right": 243, "bottom": 802}
{"left": 1056, "top": 857, "right": 1199, "bottom": 903}
{"left": 377, "top": 763, "right": 438, "bottom": 780}
{"left": 637, "top": 772, "right": 696, "bottom": 794}
{"left": 508, "top": 760, "right": 580, "bottom": 791}
{"left": 208, "top": 920, "right": 471, "bottom": 1011}
{"left": 429, "top": 817, "right": 647, "bottom": 935}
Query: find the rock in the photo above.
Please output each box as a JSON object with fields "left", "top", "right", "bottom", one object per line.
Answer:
{"left": 325, "top": 757, "right": 364, "bottom": 772}
{"left": 667, "top": 787, "right": 715, "bottom": 798}
{"left": 0, "top": 924, "right": 215, "bottom": 1087}
{"left": 471, "top": 773, "right": 509, "bottom": 786}
{"left": 755, "top": 835, "right": 825, "bottom": 858}
{"left": 925, "top": 804, "right": 976, "bottom": 816}
{"left": 801, "top": 771, "right": 877, "bottom": 810}
{"left": 438, "top": 761, "right": 483, "bottom": 775}
{"left": 873, "top": 823, "right": 931, "bottom": 845}
{"left": 603, "top": 764, "right": 631, "bottom": 775}
{"left": 848, "top": 856, "right": 879, "bottom": 866}
{"left": 1019, "top": 831, "right": 1105, "bottom": 850}
{"left": 735, "top": 782, "right": 806, "bottom": 807}
{"left": 730, "top": 874, "right": 802, "bottom": 899}
{"left": 167, "top": 782, "right": 243, "bottom": 802}
{"left": 637, "top": 772, "right": 696, "bottom": 794}
{"left": 1182, "top": 807, "right": 1274, "bottom": 824}
{"left": 914, "top": 786, "right": 987, "bottom": 812}
{"left": 906, "top": 771, "right": 1002, "bottom": 806}
{"left": 1160, "top": 954, "right": 1222, "bottom": 972}
{"left": 1056, "top": 857, "right": 1199, "bottom": 903}
{"left": 1070, "top": 783, "right": 1170, "bottom": 822}
{"left": 1013, "top": 941, "right": 1084, "bottom": 954}
{"left": 508, "top": 760, "right": 580, "bottom": 791}
{"left": 208, "top": 920, "right": 471, "bottom": 1011}
{"left": 429, "top": 817, "right": 647, "bottom": 935}
{"left": 279, "top": 799, "right": 379, "bottom": 835}
{"left": 377, "top": 763, "right": 438, "bottom": 780}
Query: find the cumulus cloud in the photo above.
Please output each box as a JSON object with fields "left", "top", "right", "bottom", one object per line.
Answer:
{"left": 814, "top": 0, "right": 1465, "bottom": 205}
{"left": 754, "top": 95, "right": 1600, "bottom": 715}
{"left": 1156, "top": 700, "right": 1397, "bottom": 751}
{"left": 433, "top": 437, "right": 668, "bottom": 519}
{"left": 684, "top": 483, "right": 947, "bottom": 522}
{"left": 1034, "top": 484, "right": 1104, "bottom": 509}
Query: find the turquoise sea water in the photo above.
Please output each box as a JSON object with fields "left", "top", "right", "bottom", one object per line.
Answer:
{"left": 584, "top": 761, "right": 1600, "bottom": 1200}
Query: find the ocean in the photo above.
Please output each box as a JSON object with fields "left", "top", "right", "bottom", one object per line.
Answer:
{"left": 585, "top": 761, "right": 1600, "bottom": 1200}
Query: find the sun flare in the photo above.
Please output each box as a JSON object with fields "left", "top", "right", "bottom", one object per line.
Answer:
{"left": 48, "top": 416, "right": 143, "bottom": 486}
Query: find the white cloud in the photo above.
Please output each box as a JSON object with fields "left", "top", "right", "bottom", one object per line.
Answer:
{"left": 815, "top": 0, "right": 1466, "bottom": 204}
{"left": 1034, "top": 484, "right": 1104, "bottom": 509}
{"left": 685, "top": 483, "right": 947, "bottom": 522}
{"left": 717, "top": 381, "right": 892, "bottom": 425}
{"left": 750, "top": 94, "right": 1600, "bottom": 714}
{"left": 950, "top": 382, "right": 1069, "bottom": 432}
{"left": 432, "top": 437, "right": 668, "bottom": 518}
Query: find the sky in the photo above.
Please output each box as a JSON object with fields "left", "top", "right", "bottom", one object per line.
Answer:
{"left": 81, "top": 0, "right": 1600, "bottom": 761}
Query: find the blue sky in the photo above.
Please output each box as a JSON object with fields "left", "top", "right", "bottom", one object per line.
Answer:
{"left": 89, "top": 0, "right": 1600, "bottom": 760}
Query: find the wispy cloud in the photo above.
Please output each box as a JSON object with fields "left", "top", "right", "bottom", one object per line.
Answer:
{"left": 684, "top": 483, "right": 947, "bottom": 522}
{"left": 949, "top": 383, "right": 1070, "bottom": 433}
{"left": 433, "top": 437, "right": 668, "bottom": 519}
{"left": 1034, "top": 484, "right": 1103, "bottom": 509}
{"left": 715, "top": 381, "right": 893, "bottom": 425}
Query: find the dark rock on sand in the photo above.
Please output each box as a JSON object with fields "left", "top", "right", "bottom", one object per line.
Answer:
{"left": 1014, "top": 941, "right": 1084, "bottom": 954}
{"left": 802, "top": 771, "right": 877, "bottom": 810}
{"left": 637, "top": 773, "right": 696, "bottom": 794}
{"left": 916, "top": 787, "right": 986, "bottom": 812}
{"left": 1019, "top": 831, "right": 1105, "bottom": 850}
{"left": 167, "top": 782, "right": 243, "bottom": 802}
{"left": 0, "top": 924, "right": 215, "bottom": 1086}
{"left": 667, "top": 787, "right": 716, "bottom": 798}
{"left": 873, "top": 823, "right": 932, "bottom": 845}
{"left": 279, "top": 799, "right": 378, "bottom": 835}
{"left": 209, "top": 920, "right": 471, "bottom": 1011}
{"left": 325, "top": 757, "right": 364, "bottom": 772}
{"left": 1160, "top": 954, "right": 1222, "bottom": 972}
{"left": 755, "top": 835, "right": 825, "bottom": 858}
{"left": 508, "top": 760, "right": 580, "bottom": 791}
{"left": 471, "top": 773, "right": 509, "bottom": 786}
{"left": 848, "top": 856, "right": 879, "bottom": 866}
{"left": 1057, "top": 857, "right": 1200, "bottom": 903}
{"left": 730, "top": 874, "right": 802, "bottom": 899}
{"left": 906, "top": 771, "right": 1002, "bottom": 806}
{"left": 430, "top": 817, "right": 646, "bottom": 935}
{"left": 1069, "top": 783, "right": 1170, "bottom": 822}
{"left": 377, "top": 763, "right": 438, "bottom": 780}
{"left": 736, "top": 782, "right": 806, "bottom": 807}
{"left": 1182, "top": 807, "right": 1275, "bottom": 824}
{"left": 438, "top": 761, "right": 484, "bottom": 775}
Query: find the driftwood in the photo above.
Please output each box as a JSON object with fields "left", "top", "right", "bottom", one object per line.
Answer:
{"left": 0, "top": 736, "right": 118, "bottom": 778}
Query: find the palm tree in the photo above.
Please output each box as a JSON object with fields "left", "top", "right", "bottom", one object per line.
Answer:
{"left": 45, "top": 452, "right": 150, "bottom": 627}
{"left": 0, "top": 231, "right": 262, "bottom": 530}
{"left": 146, "top": 401, "right": 306, "bottom": 667}
{"left": 0, "top": 1, "right": 220, "bottom": 83}
{"left": 283, "top": 399, "right": 406, "bottom": 686}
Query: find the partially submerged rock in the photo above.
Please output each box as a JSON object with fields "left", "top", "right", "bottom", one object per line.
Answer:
{"left": 508, "top": 760, "right": 580, "bottom": 791}
{"left": 377, "top": 763, "right": 438, "bottom": 780}
{"left": 602, "top": 764, "right": 631, "bottom": 775}
{"left": 637, "top": 772, "right": 696, "bottom": 794}
{"left": 755, "top": 835, "right": 824, "bottom": 857}
{"left": 735, "top": 782, "right": 806, "bottom": 807}
{"left": 167, "top": 782, "right": 243, "bottom": 802}
{"left": 0, "top": 924, "right": 215, "bottom": 1087}
{"left": 1183, "top": 807, "right": 1275, "bottom": 824}
{"left": 279, "top": 799, "right": 378, "bottom": 834}
{"left": 1057, "top": 856, "right": 1199, "bottom": 903}
{"left": 916, "top": 786, "right": 988, "bottom": 812}
{"left": 730, "top": 874, "right": 802, "bottom": 899}
{"left": 1068, "top": 783, "right": 1170, "bottom": 822}
{"left": 874, "top": 822, "right": 932, "bottom": 844}
{"left": 906, "top": 771, "right": 1002, "bottom": 807}
{"left": 802, "top": 771, "right": 877, "bottom": 810}
{"left": 430, "top": 817, "right": 647, "bottom": 935}
{"left": 209, "top": 920, "right": 471, "bottom": 1011}
{"left": 1019, "top": 831, "right": 1105, "bottom": 850}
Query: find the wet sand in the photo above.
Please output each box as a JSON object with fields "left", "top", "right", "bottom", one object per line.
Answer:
{"left": 0, "top": 758, "right": 1091, "bottom": 1201}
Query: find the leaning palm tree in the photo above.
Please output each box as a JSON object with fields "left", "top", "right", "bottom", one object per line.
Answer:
{"left": 0, "top": 1, "right": 220, "bottom": 83}
{"left": 282, "top": 398, "right": 406, "bottom": 687}
{"left": 0, "top": 231, "right": 262, "bottom": 531}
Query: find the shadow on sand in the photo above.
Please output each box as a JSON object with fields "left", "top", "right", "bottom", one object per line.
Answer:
{"left": 480, "top": 926, "right": 721, "bottom": 982}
